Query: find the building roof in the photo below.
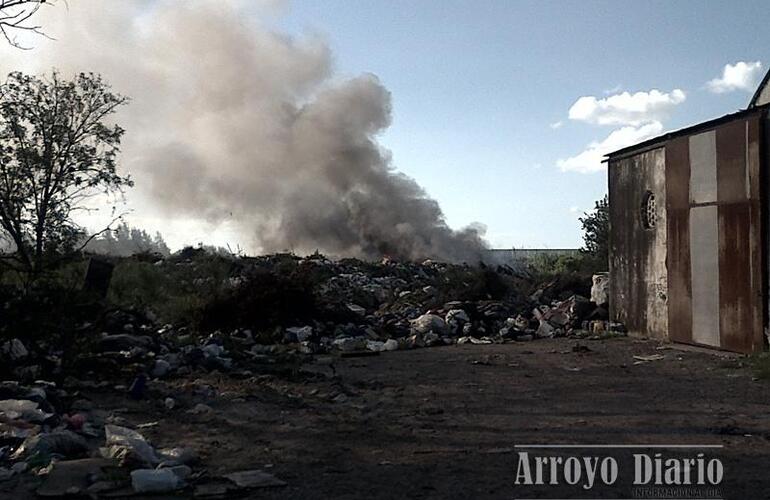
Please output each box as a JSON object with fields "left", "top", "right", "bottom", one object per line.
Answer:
{"left": 604, "top": 104, "right": 770, "bottom": 161}
{"left": 749, "top": 67, "right": 770, "bottom": 108}
{"left": 607, "top": 70, "right": 770, "bottom": 162}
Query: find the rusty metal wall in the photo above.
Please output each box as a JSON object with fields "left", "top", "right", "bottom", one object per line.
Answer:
{"left": 664, "top": 114, "right": 765, "bottom": 354}
{"left": 664, "top": 137, "right": 692, "bottom": 345}
{"left": 608, "top": 147, "right": 668, "bottom": 339}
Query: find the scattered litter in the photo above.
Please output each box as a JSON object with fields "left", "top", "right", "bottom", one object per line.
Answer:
{"left": 223, "top": 469, "right": 287, "bottom": 489}
{"left": 36, "top": 458, "right": 116, "bottom": 497}
{"left": 633, "top": 354, "right": 666, "bottom": 363}
{"left": 0, "top": 251, "right": 632, "bottom": 496}
{"left": 0, "top": 399, "right": 52, "bottom": 423}
{"left": 131, "top": 468, "right": 185, "bottom": 493}
{"left": 158, "top": 447, "right": 198, "bottom": 466}
{"left": 102, "top": 424, "right": 159, "bottom": 466}
{"left": 13, "top": 430, "right": 88, "bottom": 463}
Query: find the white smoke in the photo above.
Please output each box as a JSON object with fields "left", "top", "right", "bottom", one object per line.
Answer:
{"left": 1, "top": 0, "right": 487, "bottom": 262}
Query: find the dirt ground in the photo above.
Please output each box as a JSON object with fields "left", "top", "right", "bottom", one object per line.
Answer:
{"left": 5, "top": 336, "right": 770, "bottom": 499}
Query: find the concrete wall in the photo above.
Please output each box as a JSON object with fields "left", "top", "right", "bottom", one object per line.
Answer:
{"left": 608, "top": 148, "right": 669, "bottom": 339}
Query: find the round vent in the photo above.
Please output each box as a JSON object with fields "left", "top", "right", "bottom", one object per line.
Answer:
{"left": 641, "top": 191, "right": 656, "bottom": 230}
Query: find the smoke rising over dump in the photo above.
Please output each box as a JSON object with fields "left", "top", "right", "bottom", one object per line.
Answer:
{"left": 4, "top": 1, "right": 487, "bottom": 262}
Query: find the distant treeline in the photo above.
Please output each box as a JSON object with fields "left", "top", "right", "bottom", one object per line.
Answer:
{"left": 84, "top": 223, "right": 171, "bottom": 257}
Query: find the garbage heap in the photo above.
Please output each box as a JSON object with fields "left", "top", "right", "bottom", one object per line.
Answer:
{"left": 0, "top": 255, "right": 624, "bottom": 383}
{"left": 0, "top": 252, "right": 623, "bottom": 495}
{"left": 0, "top": 379, "right": 285, "bottom": 495}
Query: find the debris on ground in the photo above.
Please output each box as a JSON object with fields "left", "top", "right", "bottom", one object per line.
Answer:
{"left": 1, "top": 254, "right": 622, "bottom": 386}
{"left": 591, "top": 272, "right": 610, "bottom": 306}
{"left": 633, "top": 354, "right": 666, "bottom": 363}
{"left": 223, "top": 469, "right": 287, "bottom": 489}
{"left": 0, "top": 251, "right": 624, "bottom": 497}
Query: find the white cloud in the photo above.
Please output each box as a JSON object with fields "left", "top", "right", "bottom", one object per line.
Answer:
{"left": 568, "top": 205, "right": 580, "bottom": 214}
{"left": 568, "top": 89, "right": 686, "bottom": 126}
{"left": 557, "top": 121, "right": 664, "bottom": 174}
{"left": 706, "top": 61, "right": 763, "bottom": 94}
{"left": 550, "top": 120, "right": 563, "bottom": 129}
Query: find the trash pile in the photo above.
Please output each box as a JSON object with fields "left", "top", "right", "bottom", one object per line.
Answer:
{"left": 1, "top": 255, "right": 624, "bottom": 383}
{"left": 291, "top": 257, "right": 623, "bottom": 351}
{"left": 0, "top": 252, "right": 623, "bottom": 496}
{"left": 0, "top": 378, "right": 285, "bottom": 496}
{"left": 182, "top": 254, "right": 621, "bottom": 359}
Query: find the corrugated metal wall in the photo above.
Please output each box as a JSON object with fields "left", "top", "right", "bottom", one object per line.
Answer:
{"left": 609, "top": 111, "right": 766, "bottom": 354}
{"left": 665, "top": 115, "right": 764, "bottom": 353}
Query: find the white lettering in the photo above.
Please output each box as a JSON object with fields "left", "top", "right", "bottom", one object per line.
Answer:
{"left": 582, "top": 456, "right": 598, "bottom": 490}
{"left": 600, "top": 457, "right": 618, "bottom": 485}
{"left": 664, "top": 458, "right": 681, "bottom": 485}
{"left": 634, "top": 454, "right": 653, "bottom": 485}
{"left": 563, "top": 457, "right": 581, "bottom": 485}
{"left": 706, "top": 459, "right": 723, "bottom": 485}
{"left": 515, "top": 452, "right": 533, "bottom": 485}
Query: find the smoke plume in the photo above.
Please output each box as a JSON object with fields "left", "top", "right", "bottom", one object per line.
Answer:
{"left": 2, "top": 1, "right": 487, "bottom": 262}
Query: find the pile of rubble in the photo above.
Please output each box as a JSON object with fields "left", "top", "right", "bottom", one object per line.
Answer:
{"left": 0, "top": 254, "right": 623, "bottom": 495}
{"left": 1, "top": 255, "right": 624, "bottom": 382}
{"left": 278, "top": 257, "right": 622, "bottom": 354}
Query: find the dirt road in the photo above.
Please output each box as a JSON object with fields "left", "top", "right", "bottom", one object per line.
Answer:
{"left": 7, "top": 337, "right": 770, "bottom": 499}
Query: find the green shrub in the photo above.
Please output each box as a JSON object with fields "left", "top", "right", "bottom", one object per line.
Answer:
{"left": 108, "top": 252, "right": 235, "bottom": 326}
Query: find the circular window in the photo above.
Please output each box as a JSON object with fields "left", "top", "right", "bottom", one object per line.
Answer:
{"left": 641, "top": 191, "right": 656, "bottom": 230}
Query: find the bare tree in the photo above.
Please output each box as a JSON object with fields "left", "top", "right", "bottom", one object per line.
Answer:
{"left": 0, "top": 71, "right": 133, "bottom": 279}
{"left": 0, "top": 0, "right": 53, "bottom": 49}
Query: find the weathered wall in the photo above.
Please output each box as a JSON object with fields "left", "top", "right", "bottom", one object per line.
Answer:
{"left": 608, "top": 148, "right": 668, "bottom": 339}
{"left": 665, "top": 115, "right": 765, "bottom": 353}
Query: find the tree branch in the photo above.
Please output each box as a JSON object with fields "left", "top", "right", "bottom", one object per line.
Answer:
{"left": 0, "top": 0, "right": 55, "bottom": 49}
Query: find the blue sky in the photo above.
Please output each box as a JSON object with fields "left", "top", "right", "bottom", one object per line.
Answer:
{"left": 4, "top": 0, "right": 766, "bottom": 253}
{"left": 268, "top": 0, "right": 767, "bottom": 248}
